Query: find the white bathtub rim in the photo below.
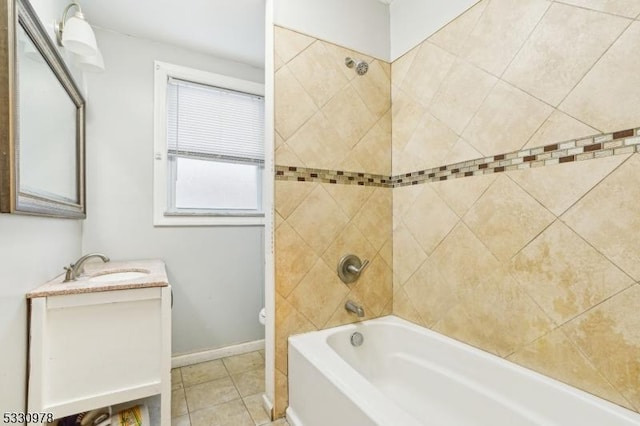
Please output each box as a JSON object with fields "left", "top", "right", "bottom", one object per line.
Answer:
{"left": 288, "top": 315, "right": 640, "bottom": 424}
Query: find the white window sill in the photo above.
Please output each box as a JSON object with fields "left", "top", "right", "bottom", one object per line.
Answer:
{"left": 154, "top": 212, "right": 265, "bottom": 227}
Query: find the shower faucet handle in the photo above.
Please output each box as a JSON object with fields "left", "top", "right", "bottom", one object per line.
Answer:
{"left": 347, "top": 259, "right": 369, "bottom": 275}
{"left": 338, "top": 254, "right": 370, "bottom": 284}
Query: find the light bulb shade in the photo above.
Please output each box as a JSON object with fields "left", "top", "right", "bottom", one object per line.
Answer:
{"left": 61, "top": 12, "right": 97, "bottom": 56}
{"left": 77, "top": 48, "right": 104, "bottom": 73}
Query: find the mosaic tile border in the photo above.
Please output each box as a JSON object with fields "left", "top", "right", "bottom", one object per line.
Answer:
{"left": 275, "top": 127, "right": 640, "bottom": 188}
{"left": 275, "top": 165, "right": 391, "bottom": 187}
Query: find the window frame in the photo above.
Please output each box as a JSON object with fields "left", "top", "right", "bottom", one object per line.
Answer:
{"left": 153, "top": 61, "right": 266, "bottom": 226}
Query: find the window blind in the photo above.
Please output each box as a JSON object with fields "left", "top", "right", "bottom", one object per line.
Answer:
{"left": 167, "top": 77, "right": 265, "bottom": 164}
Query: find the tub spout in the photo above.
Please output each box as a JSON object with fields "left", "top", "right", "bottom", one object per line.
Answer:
{"left": 345, "top": 300, "right": 365, "bottom": 317}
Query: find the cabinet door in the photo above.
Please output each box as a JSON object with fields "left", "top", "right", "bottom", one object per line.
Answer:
{"left": 29, "top": 288, "right": 164, "bottom": 418}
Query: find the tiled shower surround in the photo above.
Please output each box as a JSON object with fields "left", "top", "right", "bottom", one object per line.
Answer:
{"left": 273, "top": 26, "right": 392, "bottom": 416}
{"left": 274, "top": 0, "right": 640, "bottom": 419}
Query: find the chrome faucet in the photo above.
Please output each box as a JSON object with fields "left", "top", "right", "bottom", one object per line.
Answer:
{"left": 63, "top": 253, "right": 110, "bottom": 282}
{"left": 345, "top": 300, "right": 365, "bottom": 318}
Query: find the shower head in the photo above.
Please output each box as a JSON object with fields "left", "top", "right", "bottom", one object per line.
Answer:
{"left": 345, "top": 57, "right": 369, "bottom": 76}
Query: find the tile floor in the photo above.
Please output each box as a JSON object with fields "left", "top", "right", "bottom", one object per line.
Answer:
{"left": 171, "top": 350, "right": 288, "bottom": 426}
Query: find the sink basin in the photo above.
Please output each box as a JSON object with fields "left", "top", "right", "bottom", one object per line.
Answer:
{"left": 88, "top": 270, "right": 150, "bottom": 283}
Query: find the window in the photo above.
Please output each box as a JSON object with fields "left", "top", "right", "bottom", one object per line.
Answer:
{"left": 154, "top": 62, "right": 265, "bottom": 226}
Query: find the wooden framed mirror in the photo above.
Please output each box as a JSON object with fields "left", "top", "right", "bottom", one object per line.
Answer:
{"left": 0, "top": 0, "right": 86, "bottom": 218}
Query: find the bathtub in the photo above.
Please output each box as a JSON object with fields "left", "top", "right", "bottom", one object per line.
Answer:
{"left": 286, "top": 315, "right": 640, "bottom": 426}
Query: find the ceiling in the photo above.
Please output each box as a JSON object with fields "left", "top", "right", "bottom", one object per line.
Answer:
{"left": 81, "top": 0, "right": 266, "bottom": 69}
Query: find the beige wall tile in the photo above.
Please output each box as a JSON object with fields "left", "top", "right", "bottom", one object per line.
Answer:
{"left": 429, "top": 222, "right": 501, "bottom": 289}
{"left": 401, "top": 113, "right": 459, "bottom": 170}
{"left": 351, "top": 60, "right": 391, "bottom": 120}
{"left": 560, "top": 22, "right": 640, "bottom": 132}
{"left": 274, "top": 66, "right": 317, "bottom": 139}
{"left": 350, "top": 254, "right": 393, "bottom": 316}
{"left": 274, "top": 26, "right": 314, "bottom": 64}
{"left": 400, "top": 42, "right": 456, "bottom": 107}
{"left": 274, "top": 181, "right": 316, "bottom": 220}
{"left": 352, "top": 123, "right": 391, "bottom": 175}
{"left": 441, "top": 138, "right": 483, "bottom": 165}
{"left": 429, "top": 0, "right": 489, "bottom": 56}
{"left": 559, "top": 0, "right": 640, "bottom": 18}
{"left": 450, "top": 270, "right": 554, "bottom": 356}
{"left": 508, "top": 329, "right": 631, "bottom": 408}
{"left": 275, "top": 222, "right": 318, "bottom": 297}
{"left": 563, "top": 154, "right": 640, "bottom": 280}
{"left": 322, "top": 85, "right": 377, "bottom": 149}
{"left": 391, "top": 46, "right": 418, "bottom": 88}
{"left": 378, "top": 108, "right": 392, "bottom": 135}
{"left": 430, "top": 59, "right": 497, "bottom": 135}
{"left": 287, "top": 185, "right": 349, "bottom": 256}
{"left": 353, "top": 188, "right": 392, "bottom": 251}
{"left": 286, "top": 113, "right": 349, "bottom": 170}
{"left": 393, "top": 287, "right": 428, "bottom": 328}
{"left": 392, "top": 145, "right": 430, "bottom": 176}
{"left": 274, "top": 52, "right": 284, "bottom": 71}
{"left": 509, "top": 154, "right": 628, "bottom": 216}
{"left": 320, "top": 41, "right": 366, "bottom": 82}
{"left": 321, "top": 222, "right": 377, "bottom": 275}
{"left": 275, "top": 211, "right": 284, "bottom": 229}
{"left": 463, "top": 175, "right": 555, "bottom": 261}
{"left": 392, "top": 223, "right": 428, "bottom": 287}
{"left": 463, "top": 0, "right": 550, "bottom": 76}
{"left": 274, "top": 143, "right": 304, "bottom": 166}
{"left": 288, "top": 41, "right": 349, "bottom": 108}
{"left": 275, "top": 293, "right": 316, "bottom": 375}
{"left": 393, "top": 184, "right": 423, "bottom": 223}
{"left": 433, "top": 304, "right": 500, "bottom": 355}
{"left": 287, "top": 259, "right": 350, "bottom": 328}
{"left": 323, "top": 183, "right": 375, "bottom": 219}
{"left": 504, "top": 3, "right": 629, "bottom": 106}
{"left": 337, "top": 151, "right": 366, "bottom": 173}
{"left": 524, "top": 110, "right": 597, "bottom": 149}
{"left": 432, "top": 173, "right": 497, "bottom": 217}
{"left": 274, "top": 368, "right": 288, "bottom": 418}
{"left": 563, "top": 285, "right": 640, "bottom": 409}
{"left": 511, "top": 221, "right": 634, "bottom": 325}
{"left": 324, "top": 293, "right": 375, "bottom": 327}
{"left": 392, "top": 90, "right": 427, "bottom": 152}
{"left": 275, "top": 131, "right": 284, "bottom": 151}
{"left": 379, "top": 236, "right": 393, "bottom": 269}
{"left": 463, "top": 81, "right": 553, "bottom": 156}
{"left": 403, "top": 259, "right": 459, "bottom": 327}
{"left": 402, "top": 184, "right": 459, "bottom": 255}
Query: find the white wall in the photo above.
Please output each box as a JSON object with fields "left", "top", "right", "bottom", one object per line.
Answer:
{"left": 274, "top": 0, "right": 390, "bottom": 60}
{"left": 0, "top": 0, "right": 84, "bottom": 412}
{"left": 389, "top": 0, "right": 478, "bottom": 60}
{"left": 82, "top": 28, "right": 266, "bottom": 355}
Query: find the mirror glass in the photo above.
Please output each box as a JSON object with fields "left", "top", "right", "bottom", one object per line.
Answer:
{"left": 17, "top": 24, "right": 78, "bottom": 203}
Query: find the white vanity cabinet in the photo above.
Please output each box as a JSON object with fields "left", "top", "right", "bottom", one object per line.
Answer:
{"left": 26, "top": 260, "right": 171, "bottom": 426}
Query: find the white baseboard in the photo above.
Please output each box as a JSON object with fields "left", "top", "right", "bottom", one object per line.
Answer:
{"left": 285, "top": 407, "right": 301, "bottom": 426}
{"left": 262, "top": 393, "right": 274, "bottom": 420}
{"left": 171, "top": 339, "right": 265, "bottom": 368}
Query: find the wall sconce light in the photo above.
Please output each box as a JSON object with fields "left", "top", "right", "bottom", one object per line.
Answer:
{"left": 56, "top": 2, "right": 104, "bottom": 72}
{"left": 76, "top": 49, "right": 104, "bottom": 73}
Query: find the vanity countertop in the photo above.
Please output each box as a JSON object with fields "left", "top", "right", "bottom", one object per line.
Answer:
{"left": 26, "top": 259, "right": 169, "bottom": 298}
